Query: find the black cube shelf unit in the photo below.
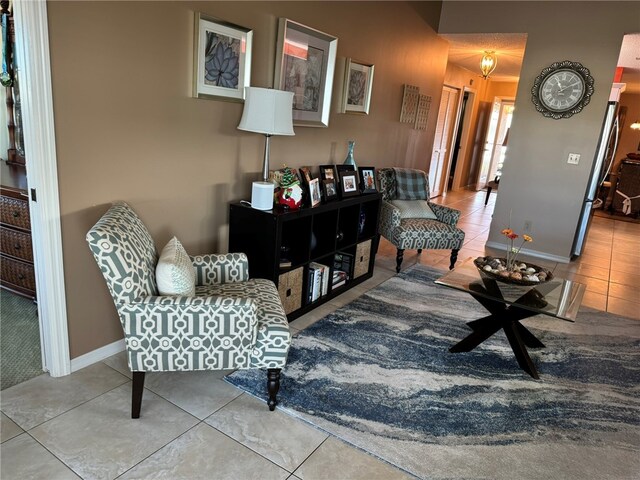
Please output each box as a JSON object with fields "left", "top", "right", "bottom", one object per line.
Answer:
{"left": 229, "top": 193, "right": 382, "bottom": 321}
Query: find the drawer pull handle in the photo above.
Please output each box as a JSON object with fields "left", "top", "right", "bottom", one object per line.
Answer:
{"left": 14, "top": 244, "right": 21, "bottom": 250}
{"left": 12, "top": 211, "right": 20, "bottom": 218}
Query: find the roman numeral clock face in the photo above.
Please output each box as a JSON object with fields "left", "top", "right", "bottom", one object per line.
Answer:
{"left": 531, "top": 61, "right": 594, "bottom": 119}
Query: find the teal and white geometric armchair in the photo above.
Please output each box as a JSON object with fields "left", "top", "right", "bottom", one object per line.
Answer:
{"left": 86, "top": 202, "right": 291, "bottom": 418}
{"left": 378, "top": 168, "right": 465, "bottom": 273}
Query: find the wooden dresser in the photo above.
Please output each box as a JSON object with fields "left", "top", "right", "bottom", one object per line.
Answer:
{"left": 0, "top": 162, "right": 36, "bottom": 299}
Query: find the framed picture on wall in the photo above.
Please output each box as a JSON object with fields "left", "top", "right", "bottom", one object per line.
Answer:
{"left": 339, "top": 170, "right": 359, "bottom": 198}
{"left": 192, "top": 13, "right": 253, "bottom": 101}
{"left": 274, "top": 18, "right": 338, "bottom": 127}
{"left": 341, "top": 59, "right": 374, "bottom": 114}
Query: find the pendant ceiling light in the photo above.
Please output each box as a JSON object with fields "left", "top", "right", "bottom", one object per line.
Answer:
{"left": 480, "top": 51, "right": 497, "bottom": 79}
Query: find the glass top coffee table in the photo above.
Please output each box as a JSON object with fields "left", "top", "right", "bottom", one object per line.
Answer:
{"left": 435, "top": 258, "right": 586, "bottom": 379}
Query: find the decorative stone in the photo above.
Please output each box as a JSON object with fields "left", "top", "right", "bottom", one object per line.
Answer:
{"left": 510, "top": 272, "right": 522, "bottom": 280}
{"left": 497, "top": 265, "right": 506, "bottom": 271}
{"left": 526, "top": 275, "right": 540, "bottom": 282}
{"left": 489, "top": 259, "right": 502, "bottom": 269}
{"left": 483, "top": 265, "right": 492, "bottom": 272}
{"left": 518, "top": 263, "right": 527, "bottom": 270}
{"left": 526, "top": 267, "right": 536, "bottom": 274}
{"left": 538, "top": 272, "right": 547, "bottom": 281}
{"left": 499, "top": 271, "right": 510, "bottom": 278}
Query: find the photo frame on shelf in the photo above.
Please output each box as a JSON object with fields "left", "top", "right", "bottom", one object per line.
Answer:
{"left": 339, "top": 170, "right": 359, "bottom": 198}
{"left": 308, "top": 178, "right": 322, "bottom": 207}
{"left": 358, "top": 167, "right": 377, "bottom": 193}
{"left": 322, "top": 179, "right": 338, "bottom": 202}
{"left": 342, "top": 59, "right": 374, "bottom": 115}
{"left": 193, "top": 13, "right": 252, "bottom": 102}
{"left": 299, "top": 166, "right": 314, "bottom": 184}
{"left": 319, "top": 164, "right": 337, "bottom": 181}
{"left": 274, "top": 18, "right": 338, "bottom": 128}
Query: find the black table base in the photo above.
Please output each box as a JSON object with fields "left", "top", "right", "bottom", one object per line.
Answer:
{"left": 449, "top": 282, "right": 549, "bottom": 379}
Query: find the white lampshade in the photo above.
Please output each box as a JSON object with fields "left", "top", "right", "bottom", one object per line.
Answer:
{"left": 238, "top": 87, "right": 295, "bottom": 136}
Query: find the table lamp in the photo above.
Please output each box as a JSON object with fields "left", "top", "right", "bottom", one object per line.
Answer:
{"left": 238, "top": 87, "right": 295, "bottom": 210}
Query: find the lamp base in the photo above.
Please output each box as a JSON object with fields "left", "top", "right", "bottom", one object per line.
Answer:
{"left": 251, "top": 181, "right": 274, "bottom": 210}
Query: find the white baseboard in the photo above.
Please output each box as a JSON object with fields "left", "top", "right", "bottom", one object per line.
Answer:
{"left": 70, "top": 339, "right": 125, "bottom": 373}
{"left": 485, "top": 241, "right": 571, "bottom": 264}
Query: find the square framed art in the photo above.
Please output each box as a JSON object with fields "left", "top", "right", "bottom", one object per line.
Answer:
{"left": 193, "top": 13, "right": 252, "bottom": 101}
{"left": 342, "top": 59, "right": 374, "bottom": 114}
{"left": 339, "top": 170, "right": 359, "bottom": 197}
{"left": 274, "top": 18, "right": 338, "bottom": 127}
{"left": 319, "top": 164, "right": 337, "bottom": 181}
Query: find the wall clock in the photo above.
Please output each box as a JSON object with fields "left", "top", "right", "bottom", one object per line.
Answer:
{"left": 531, "top": 60, "right": 594, "bottom": 119}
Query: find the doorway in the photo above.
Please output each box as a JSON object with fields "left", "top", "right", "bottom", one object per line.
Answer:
{"left": 429, "top": 85, "right": 460, "bottom": 198}
{"left": 476, "top": 97, "right": 514, "bottom": 189}
{"left": 447, "top": 91, "right": 470, "bottom": 191}
{"left": 11, "top": 0, "right": 70, "bottom": 378}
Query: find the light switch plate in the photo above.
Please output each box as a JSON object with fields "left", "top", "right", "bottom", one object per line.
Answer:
{"left": 568, "top": 153, "right": 581, "bottom": 164}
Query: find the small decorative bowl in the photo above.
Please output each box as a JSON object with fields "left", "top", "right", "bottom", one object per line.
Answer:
{"left": 473, "top": 257, "right": 553, "bottom": 286}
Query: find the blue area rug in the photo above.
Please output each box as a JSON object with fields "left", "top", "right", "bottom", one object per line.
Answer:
{"left": 226, "top": 265, "right": 640, "bottom": 480}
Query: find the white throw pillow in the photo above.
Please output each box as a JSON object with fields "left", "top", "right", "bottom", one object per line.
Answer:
{"left": 156, "top": 236, "right": 196, "bottom": 296}
{"left": 390, "top": 199, "right": 438, "bottom": 220}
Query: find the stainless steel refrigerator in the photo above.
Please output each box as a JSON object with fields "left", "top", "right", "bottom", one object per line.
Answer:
{"left": 571, "top": 101, "right": 620, "bottom": 257}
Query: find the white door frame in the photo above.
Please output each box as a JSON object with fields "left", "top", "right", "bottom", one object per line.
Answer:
{"left": 430, "top": 85, "right": 460, "bottom": 197}
{"left": 14, "top": 0, "right": 70, "bottom": 377}
{"left": 449, "top": 87, "right": 476, "bottom": 191}
{"left": 475, "top": 96, "right": 515, "bottom": 190}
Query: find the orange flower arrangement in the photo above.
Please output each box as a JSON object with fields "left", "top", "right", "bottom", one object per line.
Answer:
{"left": 501, "top": 228, "right": 533, "bottom": 271}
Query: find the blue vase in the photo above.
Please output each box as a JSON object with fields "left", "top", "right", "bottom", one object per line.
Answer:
{"left": 343, "top": 140, "right": 357, "bottom": 170}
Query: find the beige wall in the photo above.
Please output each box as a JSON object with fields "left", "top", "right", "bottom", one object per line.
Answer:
{"left": 47, "top": 1, "right": 448, "bottom": 358}
{"left": 439, "top": 1, "right": 640, "bottom": 261}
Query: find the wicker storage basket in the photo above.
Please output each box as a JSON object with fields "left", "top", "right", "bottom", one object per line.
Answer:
{"left": 354, "top": 240, "right": 372, "bottom": 279}
{"left": 278, "top": 266, "right": 304, "bottom": 315}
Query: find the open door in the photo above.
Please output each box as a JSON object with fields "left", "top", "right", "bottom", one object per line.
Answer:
{"left": 476, "top": 97, "right": 514, "bottom": 189}
{"left": 429, "top": 86, "right": 460, "bottom": 198}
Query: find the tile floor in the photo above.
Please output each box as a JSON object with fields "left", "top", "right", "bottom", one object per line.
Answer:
{"left": 2, "top": 190, "right": 638, "bottom": 480}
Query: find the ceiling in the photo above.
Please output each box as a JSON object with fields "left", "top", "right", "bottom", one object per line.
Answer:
{"left": 441, "top": 32, "right": 640, "bottom": 93}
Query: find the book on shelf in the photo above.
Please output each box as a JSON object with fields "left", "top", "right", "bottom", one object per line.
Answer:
{"left": 279, "top": 258, "right": 292, "bottom": 269}
{"left": 309, "top": 262, "right": 329, "bottom": 302}
{"left": 332, "top": 269, "right": 348, "bottom": 289}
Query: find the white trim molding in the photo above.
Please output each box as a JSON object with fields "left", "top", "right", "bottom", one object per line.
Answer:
{"left": 13, "top": 0, "right": 71, "bottom": 377}
{"left": 71, "top": 339, "right": 126, "bottom": 373}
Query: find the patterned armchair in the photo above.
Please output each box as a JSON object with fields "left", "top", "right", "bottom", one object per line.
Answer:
{"left": 378, "top": 168, "right": 465, "bottom": 272}
{"left": 86, "top": 202, "right": 291, "bottom": 418}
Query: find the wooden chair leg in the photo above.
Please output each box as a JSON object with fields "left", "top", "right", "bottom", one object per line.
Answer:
{"left": 132, "top": 371, "right": 145, "bottom": 419}
{"left": 395, "top": 248, "right": 404, "bottom": 273}
{"left": 449, "top": 248, "right": 459, "bottom": 270}
{"left": 267, "top": 368, "right": 281, "bottom": 411}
